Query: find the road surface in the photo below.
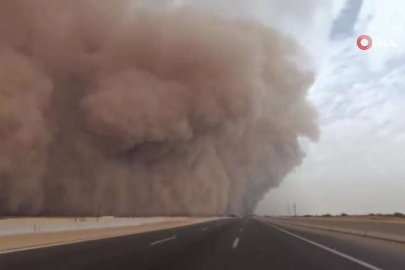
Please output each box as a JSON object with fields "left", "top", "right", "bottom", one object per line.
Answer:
{"left": 1, "top": 218, "right": 404, "bottom": 270}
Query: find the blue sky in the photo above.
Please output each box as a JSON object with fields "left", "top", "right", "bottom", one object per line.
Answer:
{"left": 256, "top": 0, "right": 405, "bottom": 215}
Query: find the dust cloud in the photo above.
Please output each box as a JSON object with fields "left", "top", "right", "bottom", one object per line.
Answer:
{"left": 0, "top": 0, "right": 318, "bottom": 216}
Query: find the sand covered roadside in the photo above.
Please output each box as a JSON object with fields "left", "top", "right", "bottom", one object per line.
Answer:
{"left": 298, "top": 216, "right": 405, "bottom": 224}
{"left": 0, "top": 217, "right": 216, "bottom": 252}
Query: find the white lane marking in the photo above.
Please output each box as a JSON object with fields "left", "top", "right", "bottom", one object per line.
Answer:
{"left": 201, "top": 227, "right": 208, "bottom": 231}
{"left": 150, "top": 235, "right": 177, "bottom": 246}
{"left": 232, "top": 237, "right": 240, "bottom": 248}
{"left": 262, "top": 222, "right": 383, "bottom": 270}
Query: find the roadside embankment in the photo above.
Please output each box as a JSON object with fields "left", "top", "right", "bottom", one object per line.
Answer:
{"left": 265, "top": 216, "right": 405, "bottom": 243}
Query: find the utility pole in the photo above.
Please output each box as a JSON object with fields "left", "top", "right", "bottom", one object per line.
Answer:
{"left": 293, "top": 203, "right": 297, "bottom": 217}
{"left": 96, "top": 204, "right": 101, "bottom": 222}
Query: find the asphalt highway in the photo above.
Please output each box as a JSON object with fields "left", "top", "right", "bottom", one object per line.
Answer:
{"left": 1, "top": 217, "right": 404, "bottom": 270}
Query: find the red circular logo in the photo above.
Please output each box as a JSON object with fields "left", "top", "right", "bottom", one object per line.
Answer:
{"left": 357, "top": 35, "right": 373, "bottom": 50}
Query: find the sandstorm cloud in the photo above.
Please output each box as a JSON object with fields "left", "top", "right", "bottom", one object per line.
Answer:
{"left": 0, "top": 0, "right": 318, "bottom": 216}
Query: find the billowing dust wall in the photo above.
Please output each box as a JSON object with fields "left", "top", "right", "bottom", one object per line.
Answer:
{"left": 0, "top": 0, "right": 318, "bottom": 216}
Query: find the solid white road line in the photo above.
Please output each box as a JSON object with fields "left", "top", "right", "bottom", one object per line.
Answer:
{"left": 150, "top": 236, "right": 177, "bottom": 246}
{"left": 262, "top": 222, "right": 383, "bottom": 270}
{"left": 0, "top": 239, "right": 98, "bottom": 255}
{"left": 0, "top": 231, "right": 144, "bottom": 255}
{"left": 200, "top": 227, "right": 208, "bottom": 231}
{"left": 232, "top": 237, "right": 240, "bottom": 248}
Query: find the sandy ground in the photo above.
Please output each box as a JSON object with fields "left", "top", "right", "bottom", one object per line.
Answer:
{"left": 0, "top": 218, "right": 214, "bottom": 252}
{"left": 0, "top": 216, "right": 182, "bottom": 227}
